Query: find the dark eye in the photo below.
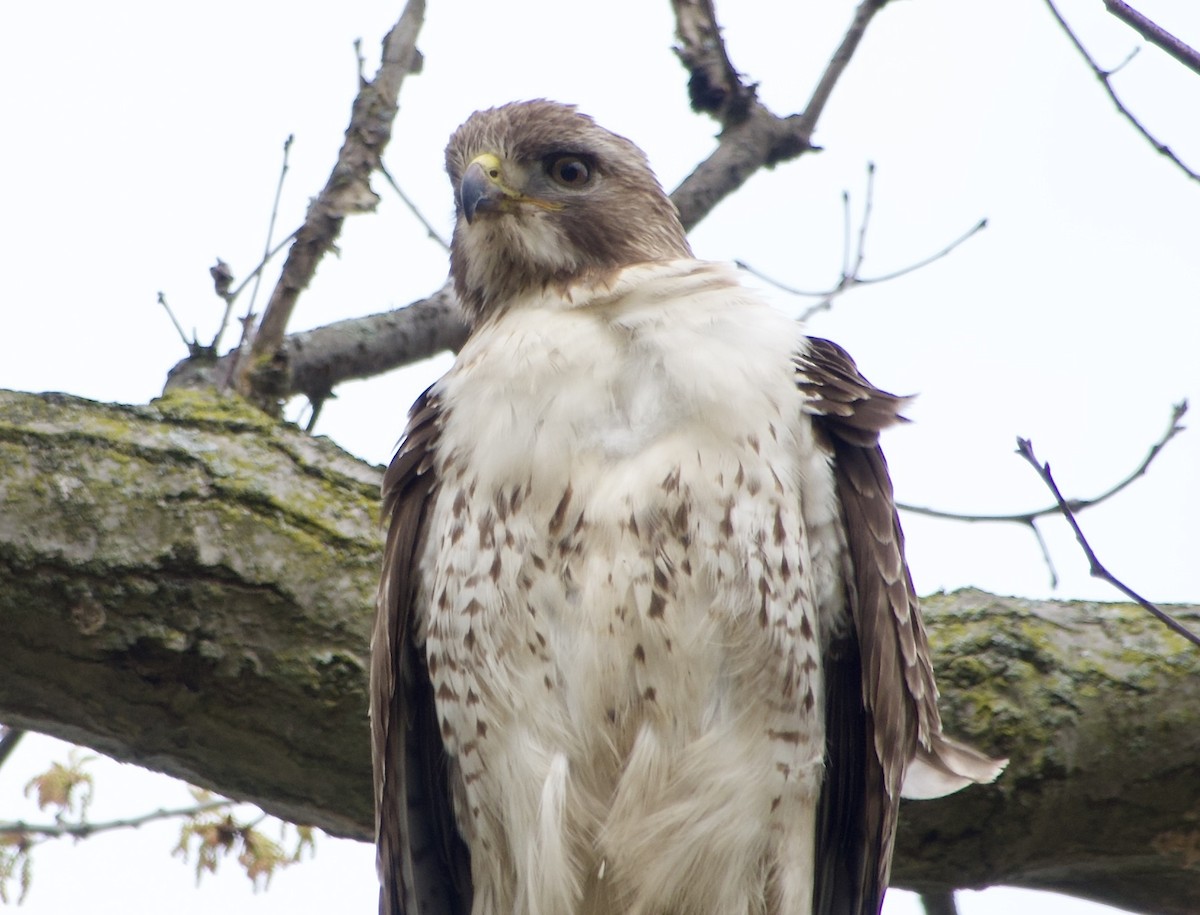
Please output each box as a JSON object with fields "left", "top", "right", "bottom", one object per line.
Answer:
{"left": 548, "top": 156, "right": 591, "bottom": 188}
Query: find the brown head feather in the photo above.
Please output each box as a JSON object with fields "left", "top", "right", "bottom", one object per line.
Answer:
{"left": 445, "top": 100, "right": 691, "bottom": 319}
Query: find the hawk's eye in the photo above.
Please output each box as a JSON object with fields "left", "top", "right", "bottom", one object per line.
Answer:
{"left": 548, "top": 156, "right": 592, "bottom": 188}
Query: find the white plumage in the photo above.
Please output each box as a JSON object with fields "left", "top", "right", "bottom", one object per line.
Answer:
{"left": 421, "top": 260, "right": 838, "bottom": 914}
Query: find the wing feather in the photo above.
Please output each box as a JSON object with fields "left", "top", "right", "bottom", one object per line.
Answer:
{"left": 799, "top": 338, "right": 1004, "bottom": 915}
{"left": 372, "top": 387, "right": 472, "bottom": 915}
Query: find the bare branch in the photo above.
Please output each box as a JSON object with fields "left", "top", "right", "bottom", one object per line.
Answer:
{"left": 898, "top": 400, "right": 1188, "bottom": 524}
{"left": 1016, "top": 435, "right": 1200, "bottom": 648}
{"left": 164, "top": 282, "right": 468, "bottom": 400}
{"left": 1104, "top": 0, "right": 1200, "bottom": 77}
{"left": 1043, "top": 0, "right": 1200, "bottom": 183}
{"left": 378, "top": 161, "right": 450, "bottom": 251}
{"left": 669, "top": 0, "right": 890, "bottom": 230}
{"left": 861, "top": 218, "right": 988, "bottom": 284}
{"left": 156, "top": 291, "right": 191, "bottom": 348}
{"left": 238, "top": 0, "right": 426, "bottom": 407}
{"left": 166, "top": 1, "right": 894, "bottom": 400}
{"left": 0, "top": 801, "right": 232, "bottom": 842}
{"left": 218, "top": 135, "right": 295, "bottom": 356}
{"left": 737, "top": 164, "right": 987, "bottom": 320}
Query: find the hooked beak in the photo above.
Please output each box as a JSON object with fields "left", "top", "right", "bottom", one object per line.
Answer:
{"left": 459, "top": 153, "right": 511, "bottom": 224}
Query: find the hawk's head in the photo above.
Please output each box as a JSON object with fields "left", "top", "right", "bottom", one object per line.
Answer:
{"left": 445, "top": 100, "right": 692, "bottom": 319}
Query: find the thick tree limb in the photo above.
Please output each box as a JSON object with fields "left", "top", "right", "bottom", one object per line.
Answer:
{"left": 0, "top": 389, "right": 1197, "bottom": 911}
{"left": 165, "top": 282, "right": 469, "bottom": 401}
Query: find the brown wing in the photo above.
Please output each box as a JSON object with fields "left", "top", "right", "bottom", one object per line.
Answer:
{"left": 371, "top": 387, "right": 472, "bottom": 915}
{"left": 798, "top": 337, "right": 989, "bottom": 915}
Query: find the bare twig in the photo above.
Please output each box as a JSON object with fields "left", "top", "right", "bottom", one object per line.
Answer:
{"left": 1044, "top": 0, "right": 1200, "bottom": 183}
{"left": 737, "top": 164, "right": 987, "bottom": 321}
{"left": 1016, "top": 436, "right": 1200, "bottom": 648}
{"left": 354, "top": 37, "right": 366, "bottom": 83}
{"left": 222, "top": 230, "right": 301, "bottom": 308}
{"left": 1104, "top": 1, "right": 1200, "bottom": 77}
{"left": 900, "top": 401, "right": 1188, "bottom": 524}
{"left": 901, "top": 401, "right": 1187, "bottom": 588}
{"left": 238, "top": 0, "right": 426, "bottom": 408}
{"left": 303, "top": 393, "right": 331, "bottom": 434}
{"left": 218, "top": 134, "right": 295, "bottom": 356}
{"left": 861, "top": 218, "right": 988, "bottom": 284}
{"left": 0, "top": 800, "right": 232, "bottom": 841}
{"left": 156, "top": 291, "right": 192, "bottom": 348}
{"left": 669, "top": 0, "right": 889, "bottom": 230}
{"left": 378, "top": 161, "right": 450, "bottom": 251}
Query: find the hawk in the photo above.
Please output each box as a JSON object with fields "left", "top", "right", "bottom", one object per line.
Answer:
{"left": 371, "top": 100, "right": 1004, "bottom": 915}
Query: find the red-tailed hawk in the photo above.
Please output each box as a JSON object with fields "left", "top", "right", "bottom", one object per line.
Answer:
{"left": 372, "top": 100, "right": 1004, "bottom": 915}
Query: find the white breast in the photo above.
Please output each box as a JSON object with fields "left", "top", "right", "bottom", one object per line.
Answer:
{"left": 420, "top": 259, "right": 844, "bottom": 915}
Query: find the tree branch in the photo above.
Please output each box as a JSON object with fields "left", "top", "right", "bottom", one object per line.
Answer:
{"left": 1016, "top": 435, "right": 1200, "bottom": 648}
{"left": 165, "top": 281, "right": 468, "bottom": 402}
{"left": 0, "top": 390, "right": 1197, "bottom": 912}
{"left": 1043, "top": 0, "right": 1200, "bottom": 183}
{"left": 669, "top": 0, "right": 890, "bottom": 230}
{"left": 0, "top": 801, "right": 231, "bottom": 841}
{"left": 238, "top": 0, "right": 426, "bottom": 407}
{"left": 737, "top": 163, "right": 988, "bottom": 321}
{"left": 898, "top": 401, "right": 1188, "bottom": 587}
{"left": 1104, "top": 0, "right": 1200, "bottom": 78}
{"left": 164, "top": 1, "right": 896, "bottom": 403}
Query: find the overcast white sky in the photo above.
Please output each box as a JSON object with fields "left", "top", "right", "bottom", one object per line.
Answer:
{"left": 1, "top": 1, "right": 1196, "bottom": 912}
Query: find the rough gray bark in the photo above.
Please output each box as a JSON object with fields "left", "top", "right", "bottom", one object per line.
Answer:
{"left": 0, "top": 389, "right": 1197, "bottom": 913}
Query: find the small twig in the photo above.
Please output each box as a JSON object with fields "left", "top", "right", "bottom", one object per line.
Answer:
{"left": 1104, "top": 0, "right": 1200, "bottom": 78}
{"left": 0, "top": 800, "right": 233, "bottom": 841}
{"left": 851, "top": 161, "right": 875, "bottom": 279}
{"left": 226, "top": 230, "right": 301, "bottom": 306}
{"left": 1028, "top": 518, "right": 1062, "bottom": 590}
{"left": 900, "top": 401, "right": 1187, "bottom": 525}
{"left": 378, "top": 161, "right": 450, "bottom": 251}
{"left": 1106, "top": 44, "right": 1141, "bottom": 78}
{"left": 737, "top": 165, "right": 987, "bottom": 321}
{"left": 218, "top": 134, "right": 295, "bottom": 355}
{"left": 1044, "top": 0, "right": 1200, "bottom": 184}
{"left": 303, "top": 392, "right": 332, "bottom": 434}
{"left": 1016, "top": 436, "right": 1200, "bottom": 648}
{"left": 157, "top": 292, "right": 192, "bottom": 348}
{"left": 354, "top": 37, "right": 366, "bottom": 83}
{"left": 859, "top": 218, "right": 988, "bottom": 285}
{"left": 901, "top": 401, "right": 1186, "bottom": 589}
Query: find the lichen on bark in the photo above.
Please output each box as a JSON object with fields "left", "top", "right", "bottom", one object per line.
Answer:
{"left": 0, "top": 388, "right": 1196, "bottom": 911}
